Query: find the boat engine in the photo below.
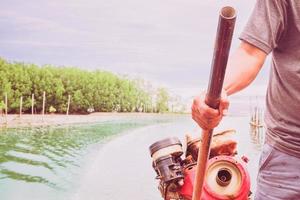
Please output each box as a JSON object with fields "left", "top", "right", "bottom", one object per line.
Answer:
{"left": 149, "top": 137, "right": 185, "bottom": 200}
{"left": 149, "top": 131, "right": 251, "bottom": 200}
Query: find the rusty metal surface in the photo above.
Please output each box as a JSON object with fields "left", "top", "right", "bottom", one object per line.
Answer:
{"left": 192, "top": 6, "right": 236, "bottom": 200}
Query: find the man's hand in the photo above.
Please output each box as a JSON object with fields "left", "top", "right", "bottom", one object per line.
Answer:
{"left": 191, "top": 89, "right": 229, "bottom": 130}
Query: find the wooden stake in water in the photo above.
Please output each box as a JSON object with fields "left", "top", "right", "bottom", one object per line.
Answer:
{"left": 19, "top": 96, "right": 23, "bottom": 118}
{"left": 31, "top": 94, "right": 34, "bottom": 115}
{"left": 5, "top": 92, "right": 8, "bottom": 124}
{"left": 42, "top": 91, "right": 46, "bottom": 116}
{"left": 66, "top": 94, "right": 71, "bottom": 115}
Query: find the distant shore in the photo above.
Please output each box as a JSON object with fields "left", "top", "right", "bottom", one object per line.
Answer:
{"left": 0, "top": 112, "right": 188, "bottom": 128}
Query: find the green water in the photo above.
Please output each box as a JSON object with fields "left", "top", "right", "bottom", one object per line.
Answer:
{"left": 71, "top": 116, "right": 264, "bottom": 200}
{"left": 0, "top": 115, "right": 264, "bottom": 200}
{"left": 0, "top": 117, "right": 174, "bottom": 200}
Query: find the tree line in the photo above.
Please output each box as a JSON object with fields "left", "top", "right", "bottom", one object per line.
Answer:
{"left": 0, "top": 58, "right": 171, "bottom": 114}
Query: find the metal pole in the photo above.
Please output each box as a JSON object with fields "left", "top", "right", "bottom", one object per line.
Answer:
{"left": 192, "top": 6, "right": 236, "bottom": 200}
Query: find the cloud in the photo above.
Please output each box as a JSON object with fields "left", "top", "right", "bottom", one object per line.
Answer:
{"left": 0, "top": 10, "right": 90, "bottom": 36}
{"left": 0, "top": 40, "right": 82, "bottom": 49}
{"left": 0, "top": 0, "right": 262, "bottom": 100}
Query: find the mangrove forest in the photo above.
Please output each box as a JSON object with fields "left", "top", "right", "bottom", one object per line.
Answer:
{"left": 0, "top": 58, "right": 178, "bottom": 114}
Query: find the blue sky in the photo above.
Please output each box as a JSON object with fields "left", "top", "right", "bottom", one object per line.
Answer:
{"left": 0, "top": 0, "right": 269, "bottom": 99}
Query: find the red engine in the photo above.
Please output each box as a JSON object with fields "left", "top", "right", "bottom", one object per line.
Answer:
{"left": 180, "top": 156, "right": 250, "bottom": 200}
{"left": 149, "top": 130, "right": 251, "bottom": 200}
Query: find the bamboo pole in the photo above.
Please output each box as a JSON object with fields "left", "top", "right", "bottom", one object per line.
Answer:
{"left": 66, "top": 94, "right": 71, "bottom": 115}
{"left": 254, "top": 107, "right": 257, "bottom": 125}
{"left": 19, "top": 96, "right": 23, "bottom": 118}
{"left": 256, "top": 107, "right": 259, "bottom": 126}
{"left": 258, "top": 108, "right": 261, "bottom": 126}
{"left": 42, "top": 91, "right": 46, "bottom": 116}
{"left": 31, "top": 94, "right": 34, "bottom": 115}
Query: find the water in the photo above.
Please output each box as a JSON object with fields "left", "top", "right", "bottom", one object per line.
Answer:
{"left": 0, "top": 116, "right": 175, "bottom": 200}
{"left": 0, "top": 115, "right": 264, "bottom": 200}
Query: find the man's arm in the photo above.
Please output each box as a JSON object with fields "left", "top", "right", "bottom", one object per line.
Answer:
{"left": 192, "top": 41, "right": 267, "bottom": 129}
{"left": 224, "top": 41, "right": 267, "bottom": 96}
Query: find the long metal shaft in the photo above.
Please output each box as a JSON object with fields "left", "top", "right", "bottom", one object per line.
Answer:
{"left": 192, "top": 6, "right": 236, "bottom": 200}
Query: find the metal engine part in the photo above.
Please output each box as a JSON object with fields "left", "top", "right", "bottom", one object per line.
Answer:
{"left": 180, "top": 156, "right": 251, "bottom": 200}
{"left": 186, "top": 130, "right": 237, "bottom": 162}
{"left": 149, "top": 137, "right": 185, "bottom": 199}
{"left": 149, "top": 133, "right": 251, "bottom": 200}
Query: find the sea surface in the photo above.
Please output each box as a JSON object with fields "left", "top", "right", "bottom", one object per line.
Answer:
{"left": 0, "top": 114, "right": 264, "bottom": 200}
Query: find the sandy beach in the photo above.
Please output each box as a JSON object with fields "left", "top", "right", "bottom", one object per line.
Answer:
{"left": 0, "top": 113, "right": 188, "bottom": 128}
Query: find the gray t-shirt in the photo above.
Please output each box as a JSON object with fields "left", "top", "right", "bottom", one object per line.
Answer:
{"left": 240, "top": 0, "right": 300, "bottom": 157}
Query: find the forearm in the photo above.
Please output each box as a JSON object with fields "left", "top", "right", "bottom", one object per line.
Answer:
{"left": 224, "top": 41, "right": 267, "bottom": 96}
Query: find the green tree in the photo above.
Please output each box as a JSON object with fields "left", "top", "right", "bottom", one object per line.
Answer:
{"left": 156, "top": 88, "right": 169, "bottom": 113}
{"left": 0, "top": 58, "right": 173, "bottom": 114}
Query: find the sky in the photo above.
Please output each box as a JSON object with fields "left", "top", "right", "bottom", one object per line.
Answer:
{"left": 0, "top": 0, "right": 270, "bottom": 100}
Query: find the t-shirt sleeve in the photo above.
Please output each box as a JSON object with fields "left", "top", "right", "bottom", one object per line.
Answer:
{"left": 239, "top": 0, "right": 287, "bottom": 54}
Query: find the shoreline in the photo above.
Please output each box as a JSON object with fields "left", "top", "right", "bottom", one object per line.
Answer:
{"left": 0, "top": 113, "right": 189, "bottom": 128}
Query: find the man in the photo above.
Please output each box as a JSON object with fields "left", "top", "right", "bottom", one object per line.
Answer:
{"left": 191, "top": 0, "right": 300, "bottom": 199}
